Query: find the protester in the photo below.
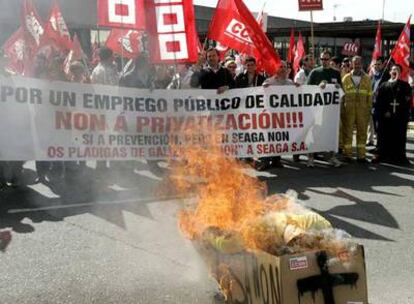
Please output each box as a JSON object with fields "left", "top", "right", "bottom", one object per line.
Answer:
{"left": 294, "top": 55, "right": 314, "bottom": 85}
{"left": 32, "top": 54, "right": 52, "bottom": 183}
{"left": 167, "top": 64, "right": 194, "bottom": 90}
{"left": 330, "top": 56, "right": 342, "bottom": 72}
{"left": 152, "top": 64, "right": 172, "bottom": 89}
{"left": 235, "top": 56, "right": 265, "bottom": 88}
{"left": 120, "top": 54, "right": 152, "bottom": 89}
{"left": 341, "top": 56, "right": 373, "bottom": 163}
{"left": 307, "top": 50, "right": 342, "bottom": 168}
{"left": 341, "top": 57, "right": 351, "bottom": 78}
{"left": 368, "top": 56, "right": 390, "bottom": 147}
{"left": 225, "top": 60, "right": 238, "bottom": 79}
{"left": 373, "top": 64, "right": 412, "bottom": 165}
{"left": 191, "top": 47, "right": 235, "bottom": 92}
{"left": 259, "top": 61, "right": 294, "bottom": 170}
{"left": 65, "top": 61, "right": 89, "bottom": 183}
{"left": 91, "top": 47, "right": 119, "bottom": 175}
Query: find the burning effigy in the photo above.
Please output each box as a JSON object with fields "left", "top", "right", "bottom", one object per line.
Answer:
{"left": 170, "top": 131, "right": 368, "bottom": 304}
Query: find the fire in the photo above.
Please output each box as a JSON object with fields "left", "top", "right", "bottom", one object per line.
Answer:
{"left": 170, "top": 130, "right": 291, "bottom": 250}
{"left": 170, "top": 129, "right": 356, "bottom": 262}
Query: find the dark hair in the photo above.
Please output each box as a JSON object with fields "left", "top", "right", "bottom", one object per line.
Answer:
{"left": 320, "top": 49, "right": 332, "bottom": 58}
{"left": 245, "top": 56, "right": 256, "bottom": 64}
{"left": 206, "top": 47, "right": 219, "bottom": 56}
{"left": 330, "top": 56, "right": 342, "bottom": 65}
{"left": 98, "top": 47, "right": 113, "bottom": 61}
{"left": 376, "top": 56, "right": 385, "bottom": 64}
{"left": 392, "top": 63, "right": 403, "bottom": 71}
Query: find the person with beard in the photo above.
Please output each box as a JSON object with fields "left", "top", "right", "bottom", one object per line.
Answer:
{"left": 341, "top": 56, "right": 373, "bottom": 163}
{"left": 373, "top": 64, "right": 412, "bottom": 165}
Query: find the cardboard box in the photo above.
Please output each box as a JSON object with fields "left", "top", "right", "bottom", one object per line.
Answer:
{"left": 197, "top": 244, "right": 368, "bottom": 304}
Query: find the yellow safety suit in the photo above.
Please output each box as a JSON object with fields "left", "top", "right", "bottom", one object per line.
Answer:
{"left": 342, "top": 72, "right": 373, "bottom": 159}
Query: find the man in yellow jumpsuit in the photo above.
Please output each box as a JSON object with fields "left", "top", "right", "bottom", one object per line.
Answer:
{"left": 342, "top": 56, "right": 373, "bottom": 162}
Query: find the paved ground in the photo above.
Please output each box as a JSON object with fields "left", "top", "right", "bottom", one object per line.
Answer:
{"left": 1, "top": 137, "right": 413, "bottom": 304}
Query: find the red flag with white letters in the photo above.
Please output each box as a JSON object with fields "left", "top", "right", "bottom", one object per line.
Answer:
{"left": 21, "top": 0, "right": 48, "bottom": 50}
{"left": 145, "top": 0, "right": 199, "bottom": 63}
{"left": 106, "top": 29, "right": 142, "bottom": 59}
{"left": 2, "top": 27, "right": 27, "bottom": 74}
{"left": 233, "top": 0, "right": 281, "bottom": 75}
{"left": 97, "top": 0, "right": 145, "bottom": 30}
{"left": 390, "top": 16, "right": 411, "bottom": 82}
{"left": 208, "top": 0, "right": 281, "bottom": 75}
{"left": 293, "top": 32, "right": 305, "bottom": 75}
{"left": 207, "top": 0, "right": 256, "bottom": 57}
{"left": 45, "top": 0, "right": 72, "bottom": 51}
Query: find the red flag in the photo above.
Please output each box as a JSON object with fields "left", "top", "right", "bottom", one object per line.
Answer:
{"left": 371, "top": 21, "right": 382, "bottom": 63}
{"left": 105, "top": 29, "right": 142, "bottom": 59}
{"left": 207, "top": 0, "right": 256, "bottom": 57}
{"left": 390, "top": 16, "right": 411, "bottom": 82}
{"left": 2, "top": 27, "right": 27, "bottom": 74}
{"left": 21, "top": 0, "right": 48, "bottom": 50}
{"left": 63, "top": 34, "right": 86, "bottom": 74}
{"left": 293, "top": 32, "right": 305, "bottom": 75}
{"left": 233, "top": 0, "right": 281, "bottom": 75}
{"left": 146, "top": 0, "right": 199, "bottom": 63}
{"left": 287, "top": 28, "right": 295, "bottom": 63}
{"left": 97, "top": 0, "right": 145, "bottom": 30}
{"left": 44, "top": 0, "right": 72, "bottom": 51}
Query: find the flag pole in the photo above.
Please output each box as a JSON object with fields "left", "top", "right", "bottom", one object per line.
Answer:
{"left": 310, "top": 11, "right": 315, "bottom": 62}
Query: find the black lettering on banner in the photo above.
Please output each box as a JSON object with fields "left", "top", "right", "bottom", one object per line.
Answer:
{"left": 1, "top": 85, "right": 13, "bottom": 102}
{"left": 49, "top": 90, "right": 76, "bottom": 107}
{"left": 332, "top": 91, "right": 340, "bottom": 104}
{"left": 82, "top": 134, "right": 93, "bottom": 145}
{"left": 97, "top": 135, "right": 106, "bottom": 145}
{"left": 260, "top": 264, "right": 270, "bottom": 304}
{"left": 314, "top": 93, "right": 324, "bottom": 106}
{"left": 323, "top": 92, "right": 332, "bottom": 105}
{"left": 245, "top": 95, "right": 255, "bottom": 108}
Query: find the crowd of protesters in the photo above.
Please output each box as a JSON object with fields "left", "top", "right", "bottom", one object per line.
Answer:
{"left": 0, "top": 44, "right": 413, "bottom": 194}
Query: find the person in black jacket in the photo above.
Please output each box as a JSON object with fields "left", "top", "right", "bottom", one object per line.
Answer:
{"left": 235, "top": 56, "right": 266, "bottom": 88}
{"left": 191, "top": 47, "right": 235, "bottom": 92}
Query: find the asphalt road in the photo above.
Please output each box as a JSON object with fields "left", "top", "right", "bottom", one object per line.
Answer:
{"left": 1, "top": 137, "right": 413, "bottom": 304}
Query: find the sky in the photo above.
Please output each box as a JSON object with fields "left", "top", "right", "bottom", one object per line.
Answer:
{"left": 193, "top": 0, "right": 413, "bottom": 23}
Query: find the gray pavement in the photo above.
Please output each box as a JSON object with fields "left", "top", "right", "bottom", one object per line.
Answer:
{"left": 1, "top": 137, "right": 413, "bottom": 304}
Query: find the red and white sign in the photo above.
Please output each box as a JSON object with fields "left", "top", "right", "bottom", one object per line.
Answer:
{"left": 298, "top": 0, "right": 323, "bottom": 11}
{"left": 97, "top": 0, "right": 145, "bottom": 29}
{"left": 146, "top": 0, "right": 199, "bottom": 63}
{"left": 45, "top": 1, "right": 72, "bottom": 51}
{"left": 341, "top": 40, "right": 360, "bottom": 56}
{"left": 289, "top": 256, "right": 309, "bottom": 270}
{"left": 106, "top": 29, "right": 143, "bottom": 59}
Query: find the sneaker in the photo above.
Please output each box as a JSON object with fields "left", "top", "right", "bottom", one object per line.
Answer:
{"left": 366, "top": 141, "right": 375, "bottom": 147}
{"left": 292, "top": 155, "right": 300, "bottom": 162}
{"left": 329, "top": 157, "right": 342, "bottom": 167}
{"left": 306, "top": 158, "right": 315, "bottom": 168}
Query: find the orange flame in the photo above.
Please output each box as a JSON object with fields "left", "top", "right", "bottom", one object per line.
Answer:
{"left": 170, "top": 129, "right": 290, "bottom": 249}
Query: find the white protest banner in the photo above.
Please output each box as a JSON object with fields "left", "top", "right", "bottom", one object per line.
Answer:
{"left": 0, "top": 76, "right": 342, "bottom": 161}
